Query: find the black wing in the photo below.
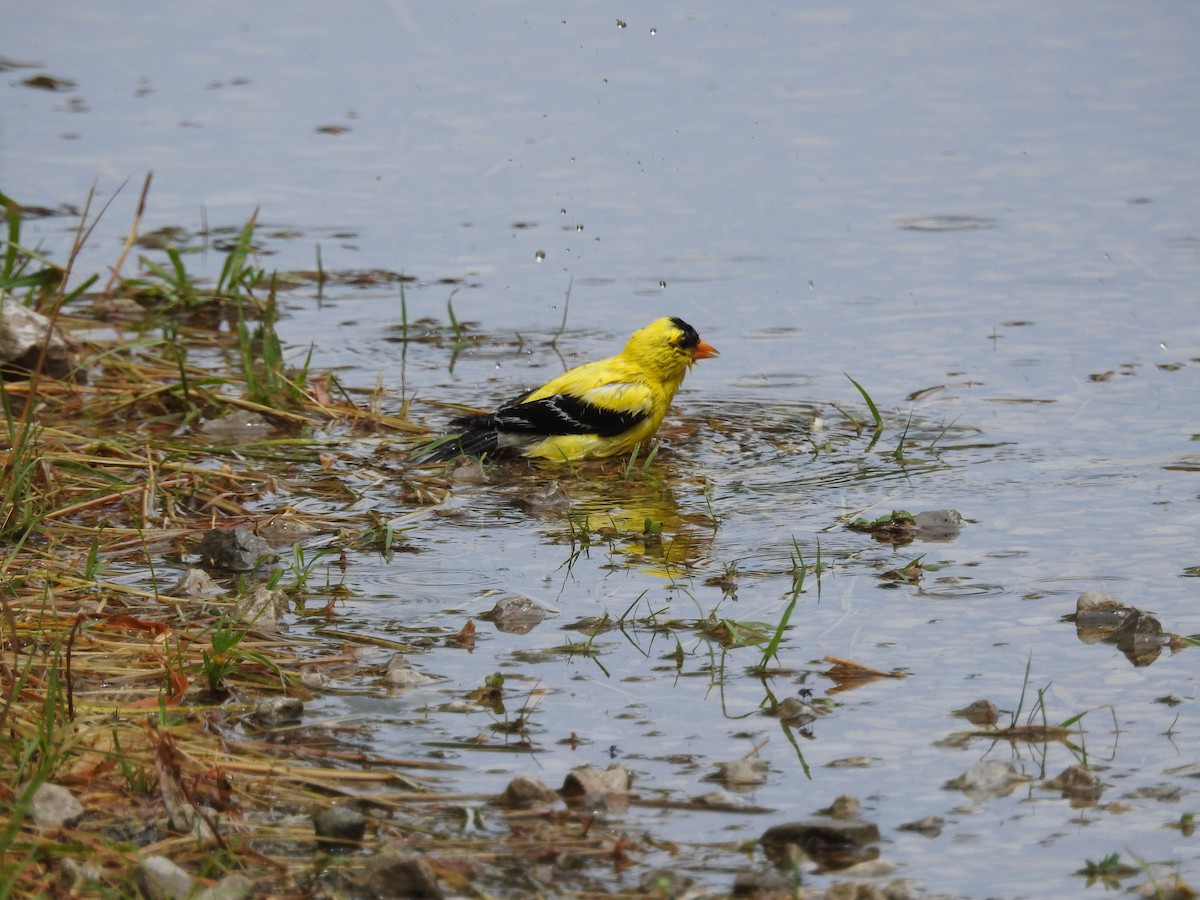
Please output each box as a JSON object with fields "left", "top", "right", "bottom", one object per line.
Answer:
{"left": 486, "top": 391, "right": 646, "bottom": 438}
{"left": 420, "top": 390, "right": 648, "bottom": 462}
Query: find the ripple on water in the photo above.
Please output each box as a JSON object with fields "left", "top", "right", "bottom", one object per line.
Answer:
{"left": 893, "top": 214, "right": 999, "bottom": 232}
{"left": 915, "top": 581, "right": 1009, "bottom": 600}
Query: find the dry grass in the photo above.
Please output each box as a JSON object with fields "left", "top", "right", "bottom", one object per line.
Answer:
{"left": 0, "top": 191, "right": 471, "bottom": 896}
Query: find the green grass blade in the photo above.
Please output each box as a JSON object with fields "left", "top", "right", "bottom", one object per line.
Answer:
{"left": 845, "top": 373, "right": 883, "bottom": 430}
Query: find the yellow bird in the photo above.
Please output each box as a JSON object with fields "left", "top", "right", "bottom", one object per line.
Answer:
{"left": 421, "top": 316, "right": 718, "bottom": 462}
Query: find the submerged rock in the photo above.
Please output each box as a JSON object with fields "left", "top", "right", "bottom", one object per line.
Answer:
{"left": 708, "top": 757, "right": 770, "bottom": 786}
{"left": 253, "top": 696, "right": 304, "bottom": 727}
{"left": 232, "top": 586, "right": 288, "bottom": 629}
{"left": 1073, "top": 591, "right": 1135, "bottom": 632}
{"left": 818, "top": 795, "right": 862, "bottom": 820}
{"left": 1070, "top": 592, "right": 1168, "bottom": 665}
{"left": 1046, "top": 765, "right": 1104, "bottom": 803}
{"left": 770, "top": 695, "right": 825, "bottom": 728}
{"left": 357, "top": 847, "right": 443, "bottom": 898}
{"left": 945, "top": 760, "right": 1032, "bottom": 799}
{"left": 911, "top": 509, "right": 963, "bottom": 540}
{"left": 384, "top": 653, "right": 434, "bottom": 687}
{"left": 951, "top": 699, "right": 1000, "bottom": 727}
{"left": 760, "top": 815, "right": 882, "bottom": 871}
{"left": 561, "top": 763, "right": 632, "bottom": 805}
{"left": 197, "top": 527, "right": 277, "bottom": 572}
{"left": 313, "top": 805, "right": 367, "bottom": 850}
{"left": 497, "top": 774, "right": 558, "bottom": 808}
{"left": 199, "top": 408, "right": 274, "bottom": 442}
{"left": 480, "top": 595, "right": 554, "bottom": 634}
{"left": 846, "top": 508, "right": 963, "bottom": 545}
{"left": 897, "top": 815, "right": 945, "bottom": 837}
{"left": 169, "top": 568, "right": 226, "bottom": 600}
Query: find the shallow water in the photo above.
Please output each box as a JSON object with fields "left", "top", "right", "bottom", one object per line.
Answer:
{"left": 8, "top": 1, "right": 1200, "bottom": 896}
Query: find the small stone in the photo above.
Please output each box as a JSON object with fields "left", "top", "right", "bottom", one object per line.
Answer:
{"left": 897, "top": 815, "right": 944, "bottom": 837}
{"left": 560, "top": 763, "right": 632, "bottom": 801}
{"left": 945, "top": 760, "right": 1032, "bottom": 799}
{"left": 951, "top": 699, "right": 999, "bottom": 727}
{"left": 709, "top": 757, "right": 769, "bottom": 786}
{"left": 1073, "top": 591, "right": 1135, "bottom": 635}
{"left": 497, "top": 774, "right": 557, "bottom": 808}
{"left": 513, "top": 481, "right": 570, "bottom": 516}
{"left": 168, "top": 568, "right": 226, "bottom": 600}
{"left": 384, "top": 654, "right": 433, "bottom": 687}
{"left": 771, "top": 695, "right": 823, "bottom": 727}
{"left": 168, "top": 805, "right": 218, "bottom": 842}
{"left": 197, "top": 527, "right": 276, "bottom": 572}
{"left": 912, "top": 509, "right": 963, "bottom": 540}
{"left": 29, "top": 782, "right": 84, "bottom": 828}
{"left": 821, "top": 795, "right": 862, "bottom": 819}
{"left": 1046, "top": 765, "right": 1103, "bottom": 802}
{"left": 357, "top": 847, "right": 443, "bottom": 898}
{"left": 300, "top": 670, "right": 331, "bottom": 688}
{"left": 253, "top": 696, "right": 304, "bottom": 727}
{"left": 254, "top": 514, "right": 320, "bottom": 543}
{"left": 233, "top": 586, "right": 288, "bottom": 629}
{"left": 481, "top": 595, "right": 553, "bottom": 634}
{"left": 199, "top": 409, "right": 273, "bottom": 442}
{"left": 135, "top": 856, "right": 195, "bottom": 900}
{"left": 1075, "top": 591, "right": 1127, "bottom": 614}
{"left": 312, "top": 805, "right": 367, "bottom": 850}
{"left": 696, "top": 789, "right": 755, "bottom": 810}
{"left": 450, "top": 458, "right": 488, "bottom": 483}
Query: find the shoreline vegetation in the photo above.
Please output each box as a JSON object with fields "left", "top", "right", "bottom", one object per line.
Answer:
{"left": 1, "top": 186, "right": 501, "bottom": 897}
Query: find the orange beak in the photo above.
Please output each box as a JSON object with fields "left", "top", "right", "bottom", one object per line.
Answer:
{"left": 692, "top": 340, "right": 719, "bottom": 361}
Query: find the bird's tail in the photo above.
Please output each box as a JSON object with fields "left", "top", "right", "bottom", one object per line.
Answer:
{"left": 415, "top": 428, "right": 501, "bottom": 463}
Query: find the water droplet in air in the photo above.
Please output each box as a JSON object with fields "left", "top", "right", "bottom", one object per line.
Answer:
{"left": 560, "top": 208, "right": 567, "bottom": 215}
{"left": 615, "top": 19, "right": 627, "bottom": 29}
{"left": 535, "top": 251, "right": 546, "bottom": 262}
{"left": 649, "top": 27, "right": 657, "bottom": 35}
{"left": 659, "top": 280, "right": 667, "bottom": 289}
{"left": 575, "top": 223, "right": 584, "bottom": 232}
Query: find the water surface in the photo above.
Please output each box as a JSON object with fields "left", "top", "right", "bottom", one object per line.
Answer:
{"left": 7, "top": 1, "right": 1200, "bottom": 896}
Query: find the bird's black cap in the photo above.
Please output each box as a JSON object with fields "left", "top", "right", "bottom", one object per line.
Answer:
{"left": 669, "top": 316, "right": 702, "bottom": 350}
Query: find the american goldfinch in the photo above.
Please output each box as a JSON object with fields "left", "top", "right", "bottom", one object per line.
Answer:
{"left": 422, "top": 316, "right": 718, "bottom": 462}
